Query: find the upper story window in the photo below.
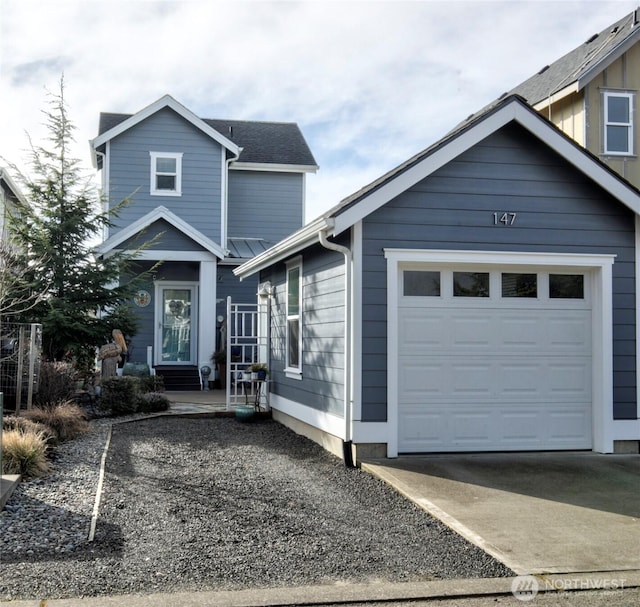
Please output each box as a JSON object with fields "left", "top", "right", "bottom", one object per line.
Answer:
{"left": 150, "top": 152, "right": 183, "bottom": 196}
{"left": 286, "top": 257, "right": 303, "bottom": 377}
{"left": 603, "top": 92, "right": 634, "bottom": 156}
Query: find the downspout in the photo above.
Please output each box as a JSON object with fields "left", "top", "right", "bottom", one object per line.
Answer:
{"left": 222, "top": 148, "right": 242, "bottom": 253}
{"left": 319, "top": 226, "right": 355, "bottom": 468}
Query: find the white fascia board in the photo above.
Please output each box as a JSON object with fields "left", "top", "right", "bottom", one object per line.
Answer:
{"left": 532, "top": 82, "right": 580, "bottom": 111}
{"left": 105, "top": 249, "right": 218, "bottom": 262}
{"left": 383, "top": 248, "right": 616, "bottom": 268}
{"left": 96, "top": 205, "right": 225, "bottom": 258}
{"left": 333, "top": 100, "right": 640, "bottom": 236}
{"left": 90, "top": 94, "right": 240, "bottom": 156}
{"left": 231, "top": 162, "right": 318, "bottom": 174}
{"left": 577, "top": 30, "right": 640, "bottom": 92}
{"left": 234, "top": 216, "right": 332, "bottom": 279}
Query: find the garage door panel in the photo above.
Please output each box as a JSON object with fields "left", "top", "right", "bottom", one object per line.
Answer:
{"left": 400, "top": 356, "right": 591, "bottom": 404}
{"left": 397, "top": 267, "right": 593, "bottom": 453}
{"left": 399, "top": 405, "right": 591, "bottom": 452}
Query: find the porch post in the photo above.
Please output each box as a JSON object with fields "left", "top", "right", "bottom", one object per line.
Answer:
{"left": 198, "top": 260, "right": 217, "bottom": 376}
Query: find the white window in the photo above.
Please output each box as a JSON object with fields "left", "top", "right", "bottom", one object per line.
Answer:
{"left": 286, "top": 257, "right": 302, "bottom": 377}
{"left": 603, "top": 92, "right": 634, "bottom": 155}
{"left": 150, "top": 152, "right": 183, "bottom": 196}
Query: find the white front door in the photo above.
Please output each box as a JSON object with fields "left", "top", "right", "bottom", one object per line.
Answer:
{"left": 156, "top": 284, "right": 197, "bottom": 365}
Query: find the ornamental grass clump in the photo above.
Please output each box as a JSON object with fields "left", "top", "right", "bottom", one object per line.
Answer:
{"left": 1, "top": 429, "right": 50, "bottom": 478}
{"left": 22, "top": 401, "right": 89, "bottom": 444}
{"left": 2, "top": 415, "right": 56, "bottom": 446}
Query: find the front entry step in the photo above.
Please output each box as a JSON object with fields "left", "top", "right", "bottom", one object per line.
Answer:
{"left": 155, "top": 366, "right": 200, "bottom": 391}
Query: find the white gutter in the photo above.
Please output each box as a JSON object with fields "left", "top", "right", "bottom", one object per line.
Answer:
{"left": 234, "top": 215, "right": 332, "bottom": 279}
{"left": 318, "top": 225, "right": 354, "bottom": 467}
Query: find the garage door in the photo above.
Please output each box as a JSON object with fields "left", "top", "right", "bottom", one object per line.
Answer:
{"left": 398, "top": 267, "right": 592, "bottom": 452}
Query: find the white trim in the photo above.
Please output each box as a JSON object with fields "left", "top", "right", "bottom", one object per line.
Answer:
{"left": 107, "top": 250, "right": 218, "bottom": 262}
{"left": 91, "top": 94, "right": 240, "bottom": 155}
{"left": 333, "top": 99, "right": 640, "bottom": 236}
{"left": 285, "top": 256, "right": 303, "bottom": 375}
{"left": 198, "top": 261, "right": 217, "bottom": 370}
{"left": 150, "top": 152, "right": 183, "bottom": 197}
{"left": 231, "top": 161, "right": 318, "bottom": 174}
{"left": 384, "top": 248, "right": 616, "bottom": 455}
{"left": 96, "top": 205, "right": 225, "bottom": 258}
{"left": 612, "top": 419, "right": 640, "bottom": 441}
{"left": 155, "top": 281, "right": 198, "bottom": 366}
{"left": 270, "top": 393, "right": 345, "bottom": 439}
{"left": 603, "top": 90, "right": 635, "bottom": 156}
{"left": 352, "top": 221, "right": 363, "bottom": 422}
{"left": 235, "top": 216, "right": 330, "bottom": 279}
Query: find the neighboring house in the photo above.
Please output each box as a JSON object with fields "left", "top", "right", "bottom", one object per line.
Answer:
{"left": 480, "top": 9, "right": 640, "bottom": 189}
{"left": 0, "top": 167, "right": 26, "bottom": 242}
{"left": 90, "top": 95, "right": 317, "bottom": 388}
{"left": 236, "top": 95, "right": 640, "bottom": 463}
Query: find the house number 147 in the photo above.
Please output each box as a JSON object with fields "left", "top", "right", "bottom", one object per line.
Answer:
{"left": 493, "top": 212, "right": 517, "bottom": 225}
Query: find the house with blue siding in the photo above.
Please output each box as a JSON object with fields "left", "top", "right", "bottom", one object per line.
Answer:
{"left": 90, "top": 95, "right": 317, "bottom": 388}
{"left": 236, "top": 95, "right": 640, "bottom": 464}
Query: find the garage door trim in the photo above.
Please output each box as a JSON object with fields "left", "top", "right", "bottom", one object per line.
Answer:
{"left": 384, "top": 249, "right": 615, "bottom": 457}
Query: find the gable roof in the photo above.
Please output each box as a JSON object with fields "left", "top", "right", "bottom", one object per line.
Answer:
{"left": 91, "top": 95, "right": 239, "bottom": 161}
{"left": 0, "top": 167, "right": 28, "bottom": 207}
{"left": 235, "top": 95, "right": 640, "bottom": 279}
{"left": 512, "top": 9, "right": 640, "bottom": 109}
{"left": 96, "top": 205, "right": 225, "bottom": 259}
{"left": 92, "top": 95, "right": 318, "bottom": 171}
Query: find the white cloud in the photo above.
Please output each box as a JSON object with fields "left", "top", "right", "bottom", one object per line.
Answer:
{"left": 1, "top": 0, "right": 637, "bottom": 222}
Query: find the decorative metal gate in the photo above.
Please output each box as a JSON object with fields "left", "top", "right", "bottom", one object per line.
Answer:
{"left": 0, "top": 323, "right": 42, "bottom": 413}
{"left": 225, "top": 296, "right": 270, "bottom": 410}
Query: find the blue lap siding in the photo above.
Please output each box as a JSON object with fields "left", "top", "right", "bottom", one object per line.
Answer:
{"left": 359, "top": 124, "right": 636, "bottom": 421}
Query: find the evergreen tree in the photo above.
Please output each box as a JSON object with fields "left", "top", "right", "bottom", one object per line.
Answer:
{"left": 8, "top": 79, "right": 143, "bottom": 369}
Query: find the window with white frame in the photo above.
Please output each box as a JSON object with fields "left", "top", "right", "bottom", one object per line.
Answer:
{"left": 603, "top": 92, "right": 634, "bottom": 155}
{"left": 286, "top": 258, "right": 302, "bottom": 375}
{"left": 150, "top": 152, "right": 183, "bottom": 196}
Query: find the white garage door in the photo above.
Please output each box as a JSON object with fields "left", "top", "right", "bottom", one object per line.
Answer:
{"left": 398, "top": 267, "right": 592, "bottom": 452}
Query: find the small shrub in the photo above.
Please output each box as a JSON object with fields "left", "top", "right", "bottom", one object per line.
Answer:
{"left": 35, "top": 361, "right": 76, "bottom": 409}
{"left": 99, "top": 376, "right": 139, "bottom": 416}
{"left": 137, "top": 392, "right": 171, "bottom": 413}
{"left": 2, "top": 415, "right": 56, "bottom": 446}
{"left": 138, "top": 375, "right": 165, "bottom": 394}
{"left": 1, "top": 429, "right": 50, "bottom": 478}
{"left": 22, "top": 402, "right": 90, "bottom": 444}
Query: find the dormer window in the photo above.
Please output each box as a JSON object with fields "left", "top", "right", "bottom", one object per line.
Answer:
{"left": 603, "top": 92, "right": 634, "bottom": 156}
{"left": 150, "top": 152, "right": 182, "bottom": 196}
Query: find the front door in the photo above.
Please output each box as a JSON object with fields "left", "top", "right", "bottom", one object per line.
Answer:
{"left": 156, "top": 284, "right": 197, "bottom": 365}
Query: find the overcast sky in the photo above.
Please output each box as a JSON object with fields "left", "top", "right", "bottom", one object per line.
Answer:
{"left": 1, "top": 0, "right": 637, "bottom": 221}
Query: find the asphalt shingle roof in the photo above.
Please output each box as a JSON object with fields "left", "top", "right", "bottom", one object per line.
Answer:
{"left": 511, "top": 10, "right": 640, "bottom": 105}
{"left": 97, "top": 111, "right": 317, "bottom": 168}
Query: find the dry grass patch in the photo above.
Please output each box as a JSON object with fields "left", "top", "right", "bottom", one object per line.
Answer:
{"left": 1, "top": 429, "right": 50, "bottom": 477}
{"left": 22, "top": 401, "right": 90, "bottom": 445}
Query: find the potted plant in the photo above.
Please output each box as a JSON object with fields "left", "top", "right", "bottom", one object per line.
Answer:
{"left": 212, "top": 350, "right": 227, "bottom": 389}
{"left": 249, "top": 362, "right": 269, "bottom": 381}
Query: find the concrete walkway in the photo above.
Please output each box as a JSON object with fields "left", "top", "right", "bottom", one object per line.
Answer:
{"left": 362, "top": 452, "right": 640, "bottom": 575}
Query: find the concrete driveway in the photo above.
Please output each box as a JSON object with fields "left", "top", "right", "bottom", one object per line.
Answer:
{"left": 362, "top": 452, "right": 640, "bottom": 575}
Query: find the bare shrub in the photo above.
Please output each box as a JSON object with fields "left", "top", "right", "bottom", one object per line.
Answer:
{"left": 35, "top": 361, "right": 76, "bottom": 409}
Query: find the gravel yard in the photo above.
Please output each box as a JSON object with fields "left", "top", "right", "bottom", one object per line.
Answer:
{"left": 1, "top": 415, "right": 512, "bottom": 600}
